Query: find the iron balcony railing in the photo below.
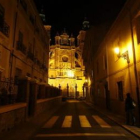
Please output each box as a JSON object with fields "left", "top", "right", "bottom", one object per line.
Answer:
{"left": 0, "top": 79, "right": 18, "bottom": 106}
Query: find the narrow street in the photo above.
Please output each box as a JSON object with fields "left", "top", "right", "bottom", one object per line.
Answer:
{"left": 31, "top": 100, "right": 139, "bottom": 140}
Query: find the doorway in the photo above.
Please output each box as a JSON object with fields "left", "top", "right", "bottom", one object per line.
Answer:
{"left": 28, "top": 82, "right": 36, "bottom": 117}
{"left": 104, "top": 82, "right": 110, "bottom": 110}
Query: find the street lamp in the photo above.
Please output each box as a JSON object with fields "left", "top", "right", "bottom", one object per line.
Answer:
{"left": 114, "top": 47, "right": 130, "bottom": 63}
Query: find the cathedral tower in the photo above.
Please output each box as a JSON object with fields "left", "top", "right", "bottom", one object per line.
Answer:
{"left": 48, "top": 30, "right": 85, "bottom": 98}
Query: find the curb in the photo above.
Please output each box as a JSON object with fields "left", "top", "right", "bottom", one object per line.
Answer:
{"left": 103, "top": 113, "right": 140, "bottom": 139}
{"left": 84, "top": 101, "right": 140, "bottom": 139}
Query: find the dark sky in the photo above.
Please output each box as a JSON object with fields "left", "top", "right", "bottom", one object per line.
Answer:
{"left": 33, "top": 0, "right": 127, "bottom": 43}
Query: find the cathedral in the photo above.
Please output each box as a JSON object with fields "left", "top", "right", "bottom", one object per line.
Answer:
{"left": 48, "top": 30, "right": 86, "bottom": 98}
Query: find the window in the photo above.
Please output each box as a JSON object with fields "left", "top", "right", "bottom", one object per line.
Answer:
{"left": 19, "top": 31, "right": 23, "bottom": 43}
{"left": 17, "top": 31, "right": 26, "bottom": 54}
{"left": 15, "top": 68, "right": 22, "bottom": 77}
{"left": 15, "top": 68, "right": 22, "bottom": 85}
{"left": 20, "top": 0, "right": 27, "bottom": 12}
{"left": 58, "top": 71, "right": 63, "bottom": 76}
{"left": 0, "top": 4, "right": 9, "bottom": 37}
{"left": 62, "top": 37, "right": 68, "bottom": 44}
{"left": 117, "top": 81, "right": 124, "bottom": 101}
{"left": 75, "top": 52, "right": 78, "bottom": 59}
{"left": 26, "top": 73, "right": 31, "bottom": 77}
{"left": 0, "top": 3, "right": 4, "bottom": 28}
{"left": 49, "top": 51, "right": 53, "bottom": 58}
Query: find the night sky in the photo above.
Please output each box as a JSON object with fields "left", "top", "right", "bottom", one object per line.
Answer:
{"left": 33, "top": 0, "right": 127, "bottom": 44}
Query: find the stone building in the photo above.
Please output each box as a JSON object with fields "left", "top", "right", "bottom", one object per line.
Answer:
{"left": 0, "top": 0, "right": 62, "bottom": 133}
{"left": 83, "top": 0, "right": 140, "bottom": 125}
{"left": 0, "top": 0, "right": 50, "bottom": 94}
{"left": 48, "top": 30, "right": 85, "bottom": 98}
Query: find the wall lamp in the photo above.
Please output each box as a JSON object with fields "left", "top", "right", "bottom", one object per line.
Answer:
{"left": 114, "top": 47, "right": 130, "bottom": 63}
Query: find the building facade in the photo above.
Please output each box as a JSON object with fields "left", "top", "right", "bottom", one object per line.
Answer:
{"left": 83, "top": 0, "right": 140, "bottom": 125}
{"left": 48, "top": 31, "right": 85, "bottom": 98}
{"left": 0, "top": 0, "right": 62, "bottom": 133}
{"left": 0, "top": 0, "right": 50, "bottom": 96}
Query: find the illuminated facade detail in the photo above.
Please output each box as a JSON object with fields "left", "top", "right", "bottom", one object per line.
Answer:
{"left": 0, "top": 0, "right": 50, "bottom": 91}
{"left": 82, "top": 0, "right": 140, "bottom": 124}
{"left": 48, "top": 31, "right": 85, "bottom": 97}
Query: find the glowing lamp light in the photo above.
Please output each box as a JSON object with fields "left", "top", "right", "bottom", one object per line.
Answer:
{"left": 67, "top": 70, "right": 74, "bottom": 77}
{"left": 114, "top": 47, "right": 130, "bottom": 63}
{"left": 114, "top": 47, "right": 120, "bottom": 55}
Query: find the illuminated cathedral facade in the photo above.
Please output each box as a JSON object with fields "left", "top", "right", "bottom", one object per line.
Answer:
{"left": 48, "top": 30, "right": 86, "bottom": 98}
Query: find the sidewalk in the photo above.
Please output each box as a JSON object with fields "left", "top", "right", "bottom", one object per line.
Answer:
{"left": 85, "top": 101, "right": 140, "bottom": 139}
{"left": 0, "top": 102, "right": 65, "bottom": 140}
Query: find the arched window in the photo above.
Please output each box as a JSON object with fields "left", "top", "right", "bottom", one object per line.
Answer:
{"left": 75, "top": 52, "right": 78, "bottom": 59}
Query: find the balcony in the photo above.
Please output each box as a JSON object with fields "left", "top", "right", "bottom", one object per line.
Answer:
{"left": 16, "top": 41, "right": 26, "bottom": 55}
{"left": 0, "top": 21, "right": 10, "bottom": 37}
